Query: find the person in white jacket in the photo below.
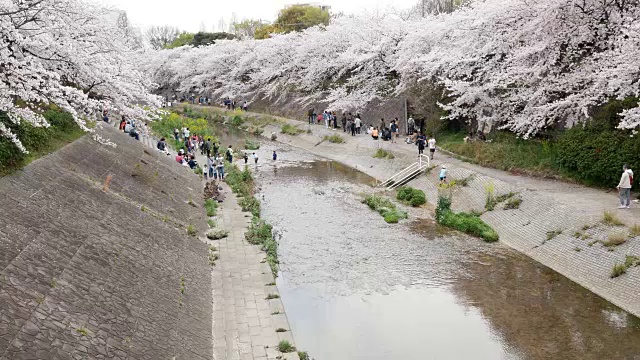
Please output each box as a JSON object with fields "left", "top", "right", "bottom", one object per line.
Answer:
{"left": 617, "top": 164, "right": 632, "bottom": 209}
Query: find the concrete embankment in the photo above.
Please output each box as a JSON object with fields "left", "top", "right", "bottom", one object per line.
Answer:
{"left": 0, "top": 124, "right": 212, "bottom": 359}
{"left": 227, "top": 109, "right": 640, "bottom": 318}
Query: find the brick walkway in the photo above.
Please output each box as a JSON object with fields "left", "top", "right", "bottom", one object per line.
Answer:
{"left": 210, "top": 185, "right": 299, "bottom": 360}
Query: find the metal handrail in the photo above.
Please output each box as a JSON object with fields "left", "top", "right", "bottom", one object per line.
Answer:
{"left": 380, "top": 155, "right": 431, "bottom": 190}
{"left": 379, "top": 162, "right": 419, "bottom": 188}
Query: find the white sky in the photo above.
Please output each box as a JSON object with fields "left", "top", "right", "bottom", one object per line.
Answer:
{"left": 99, "top": 0, "right": 417, "bottom": 32}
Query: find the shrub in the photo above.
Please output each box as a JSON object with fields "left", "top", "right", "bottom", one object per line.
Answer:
{"left": 298, "top": 351, "right": 310, "bottom": 360}
{"left": 602, "top": 233, "right": 627, "bottom": 247}
{"left": 244, "top": 139, "right": 260, "bottom": 150}
{"left": 545, "top": 229, "right": 562, "bottom": 241}
{"left": 206, "top": 228, "right": 229, "bottom": 240}
{"left": 484, "top": 183, "right": 496, "bottom": 211}
{"left": 603, "top": 211, "right": 625, "bottom": 226}
{"left": 383, "top": 209, "right": 408, "bottom": 224}
{"left": 278, "top": 340, "right": 295, "bottom": 353}
{"left": 230, "top": 115, "right": 244, "bottom": 127}
{"left": 239, "top": 196, "right": 261, "bottom": 217}
{"left": 631, "top": 224, "right": 640, "bottom": 237}
{"left": 439, "top": 211, "right": 499, "bottom": 242}
{"left": 186, "top": 224, "right": 197, "bottom": 236}
{"left": 397, "top": 187, "right": 414, "bottom": 201}
{"left": 323, "top": 134, "right": 345, "bottom": 143}
{"left": 611, "top": 263, "right": 627, "bottom": 278}
{"left": 504, "top": 197, "right": 522, "bottom": 210}
{"left": 363, "top": 194, "right": 407, "bottom": 223}
{"left": 281, "top": 124, "right": 303, "bottom": 135}
{"left": 1, "top": 108, "right": 84, "bottom": 176}
{"left": 396, "top": 187, "right": 426, "bottom": 207}
{"left": 205, "top": 199, "right": 218, "bottom": 217}
{"left": 373, "top": 148, "right": 395, "bottom": 159}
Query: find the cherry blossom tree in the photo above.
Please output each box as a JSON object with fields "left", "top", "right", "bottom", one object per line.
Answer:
{"left": 142, "top": 0, "right": 640, "bottom": 135}
{"left": 0, "top": 0, "right": 159, "bottom": 152}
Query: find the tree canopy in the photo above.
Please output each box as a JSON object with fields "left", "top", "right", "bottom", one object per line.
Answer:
{"left": 142, "top": 0, "right": 640, "bottom": 136}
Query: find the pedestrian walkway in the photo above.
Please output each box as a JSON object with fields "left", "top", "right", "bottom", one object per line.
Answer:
{"left": 108, "top": 121, "right": 301, "bottom": 359}
{"left": 210, "top": 186, "right": 299, "bottom": 360}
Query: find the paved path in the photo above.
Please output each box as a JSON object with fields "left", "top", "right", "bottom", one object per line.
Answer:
{"left": 210, "top": 186, "right": 299, "bottom": 360}
{"left": 116, "top": 120, "right": 301, "bottom": 360}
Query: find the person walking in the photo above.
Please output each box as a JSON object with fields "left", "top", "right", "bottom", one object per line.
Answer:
{"left": 617, "top": 164, "right": 633, "bottom": 209}
{"left": 341, "top": 114, "right": 347, "bottom": 132}
{"left": 253, "top": 152, "right": 259, "bottom": 165}
{"left": 272, "top": 151, "right": 277, "bottom": 161}
{"left": 417, "top": 133, "right": 426, "bottom": 155}
{"left": 332, "top": 112, "right": 338, "bottom": 129}
{"left": 355, "top": 115, "right": 362, "bottom": 135}
{"left": 439, "top": 165, "right": 448, "bottom": 184}
{"left": 428, "top": 135, "right": 437, "bottom": 160}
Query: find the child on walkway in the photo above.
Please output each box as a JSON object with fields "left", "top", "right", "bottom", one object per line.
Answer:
{"left": 439, "top": 165, "right": 447, "bottom": 183}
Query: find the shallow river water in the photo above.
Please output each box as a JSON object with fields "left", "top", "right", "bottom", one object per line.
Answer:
{"left": 218, "top": 127, "right": 640, "bottom": 360}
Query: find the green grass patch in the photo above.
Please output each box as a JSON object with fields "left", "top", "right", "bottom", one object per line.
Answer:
{"left": 205, "top": 199, "right": 218, "bottom": 217}
{"left": 435, "top": 188, "right": 498, "bottom": 242}
{"left": 603, "top": 211, "right": 625, "bottom": 226}
{"left": 602, "top": 233, "right": 627, "bottom": 247}
{"left": 278, "top": 340, "right": 295, "bottom": 353}
{"left": 363, "top": 194, "right": 408, "bottom": 223}
{"left": 503, "top": 197, "right": 522, "bottom": 210}
{"left": 281, "top": 124, "right": 304, "bottom": 135}
{"left": 149, "top": 112, "right": 215, "bottom": 148}
{"left": 396, "top": 187, "right": 426, "bottom": 207}
{"left": 1, "top": 108, "right": 85, "bottom": 176}
{"left": 322, "top": 134, "right": 345, "bottom": 143}
{"left": 246, "top": 218, "right": 279, "bottom": 275}
{"left": 373, "top": 148, "right": 395, "bottom": 159}
{"left": 611, "top": 263, "right": 628, "bottom": 278}
{"left": 439, "top": 211, "right": 499, "bottom": 242}
{"left": 545, "top": 229, "right": 563, "bottom": 242}
{"left": 298, "top": 351, "right": 310, "bottom": 360}
{"left": 244, "top": 139, "right": 260, "bottom": 150}
{"left": 239, "top": 196, "right": 261, "bottom": 217}
{"left": 186, "top": 224, "right": 197, "bottom": 237}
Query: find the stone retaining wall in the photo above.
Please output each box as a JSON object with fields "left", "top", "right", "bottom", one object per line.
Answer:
{"left": 0, "top": 125, "right": 212, "bottom": 359}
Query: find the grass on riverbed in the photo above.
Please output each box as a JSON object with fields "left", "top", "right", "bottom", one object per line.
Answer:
{"left": 373, "top": 148, "right": 395, "bottom": 159}
{"left": 435, "top": 185, "right": 499, "bottom": 242}
{"left": 323, "top": 134, "right": 345, "bottom": 143}
{"left": 281, "top": 124, "right": 304, "bottom": 135}
{"left": 204, "top": 199, "right": 218, "bottom": 217}
{"left": 363, "top": 194, "right": 408, "bottom": 223}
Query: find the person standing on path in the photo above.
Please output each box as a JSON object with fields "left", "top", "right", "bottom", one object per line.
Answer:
{"left": 380, "top": 118, "right": 385, "bottom": 131}
{"left": 273, "top": 151, "right": 277, "bottom": 161}
{"left": 217, "top": 154, "right": 225, "bottom": 180}
{"left": 617, "top": 164, "right": 632, "bottom": 209}
{"left": 308, "top": 108, "right": 315, "bottom": 124}
{"left": 355, "top": 115, "right": 362, "bottom": 134}
{"left": 253, "top": 152, "right": 259, "bottom": 165}
{"left": 207, "top": 153, "right": 216, "bottom": 179}
{"left": 407, "top": 117, "right": 415, "bottom": 135}
{"left": 341, "top": 114, "right": 347, "bottom": 132}
{"left": 417, "top": 133, "right": 426, "bottom": 155}
{"left": 439, "top": 166, "right": 448, "bottom": 184}
{"left": 226, "top": 145, "right": 233, "bottom": 163}
{"left": 390, "top": 120, "right": 398, "bottom": 143}
{"left": 428, "top": 135, "right": 437, "bottom": 160}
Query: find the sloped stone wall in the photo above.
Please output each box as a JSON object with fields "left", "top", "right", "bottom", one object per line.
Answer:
{"left": 0, "top": 126, "right": 212, "bottom": 359}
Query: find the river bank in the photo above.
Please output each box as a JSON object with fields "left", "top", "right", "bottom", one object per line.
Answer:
{"left": 183, "top": 105, "right": 640, "bottom": 319}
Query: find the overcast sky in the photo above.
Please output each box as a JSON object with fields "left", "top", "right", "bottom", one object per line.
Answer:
{"left": 99, "top": 0, "right": 417, "bottom": 32}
